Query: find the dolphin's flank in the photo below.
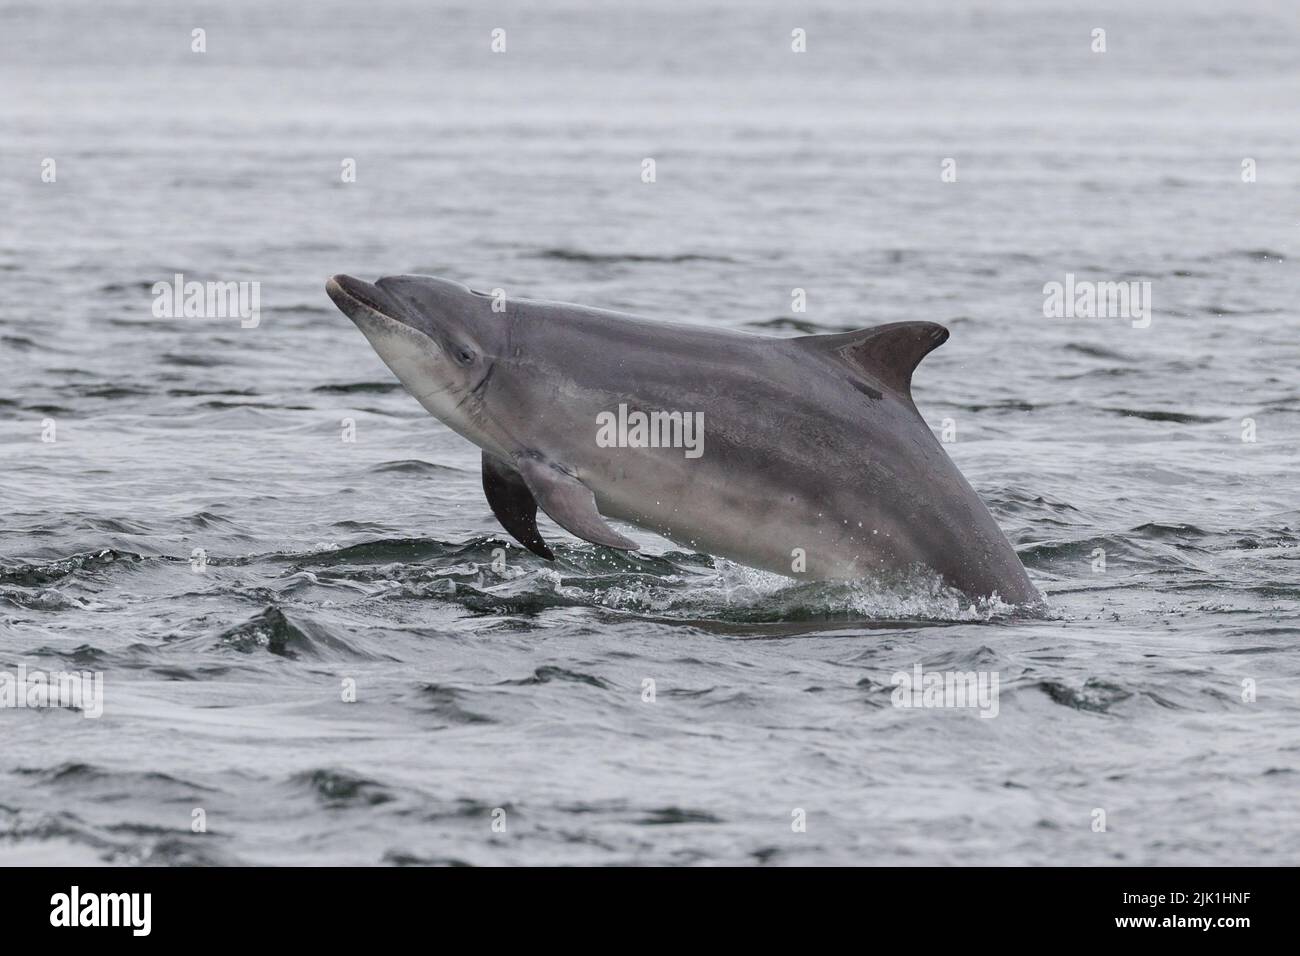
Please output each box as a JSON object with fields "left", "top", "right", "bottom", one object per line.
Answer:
{"left": 325, "top": 273, "right": 1042, "bottom": 606}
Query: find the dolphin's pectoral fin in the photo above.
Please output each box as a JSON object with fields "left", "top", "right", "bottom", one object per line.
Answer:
{"left": 515, "top": 457, "right": 640, "bottom": 552}
{"left": 792, "top": 321, "right": 949, "bottom": 397}
{"left": 482, "top": 452, "right": 555, "bottom": 560}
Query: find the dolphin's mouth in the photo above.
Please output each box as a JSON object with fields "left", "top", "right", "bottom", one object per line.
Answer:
{"left": 326, "top": 274, "right": 410, "bottom": 326}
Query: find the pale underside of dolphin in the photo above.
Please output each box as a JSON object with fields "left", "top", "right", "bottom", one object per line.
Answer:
{"left": 325, "top": 274, "right": 1042, "bottom": 606}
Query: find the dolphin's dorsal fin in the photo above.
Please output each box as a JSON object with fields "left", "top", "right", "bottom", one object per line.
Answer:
{"left": 792, "top": 321, "right": 949, "bottom": 397}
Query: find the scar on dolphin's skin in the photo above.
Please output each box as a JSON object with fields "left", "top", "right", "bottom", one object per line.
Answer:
{"left": 325, "top": 273, "right": 1043, "bottom": 607}
{"left": 849, "top": 379, "right": 884, "bottom": 401}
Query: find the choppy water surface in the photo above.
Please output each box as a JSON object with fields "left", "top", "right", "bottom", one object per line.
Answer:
{"left": 1, "top": 0, "right": 1298, "bottom": 865}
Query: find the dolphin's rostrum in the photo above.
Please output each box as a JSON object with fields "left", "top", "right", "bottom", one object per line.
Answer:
{"left": 326, "top": 274, "right": 1042, "bottom": 606}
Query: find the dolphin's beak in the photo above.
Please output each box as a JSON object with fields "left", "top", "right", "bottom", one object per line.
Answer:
{"left": 326, "top": 274, "right": 407, "bottom": 326}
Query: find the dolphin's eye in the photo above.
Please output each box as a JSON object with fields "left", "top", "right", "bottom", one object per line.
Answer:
{"left": 452, "top": 344, "right": 476, "bottom": 367}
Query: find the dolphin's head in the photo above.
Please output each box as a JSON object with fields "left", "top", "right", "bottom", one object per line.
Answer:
{"left": 326, "top": 274, "right": 505, "bottom": 434}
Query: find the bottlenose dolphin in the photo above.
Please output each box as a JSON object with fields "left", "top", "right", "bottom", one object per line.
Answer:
{"left": 325, "top": 274, "right": 1041, "bottom": 606}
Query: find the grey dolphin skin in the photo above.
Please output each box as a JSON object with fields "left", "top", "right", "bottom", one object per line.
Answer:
{"left": 325, "top": 274, "right": 1042, "bottom": 606}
